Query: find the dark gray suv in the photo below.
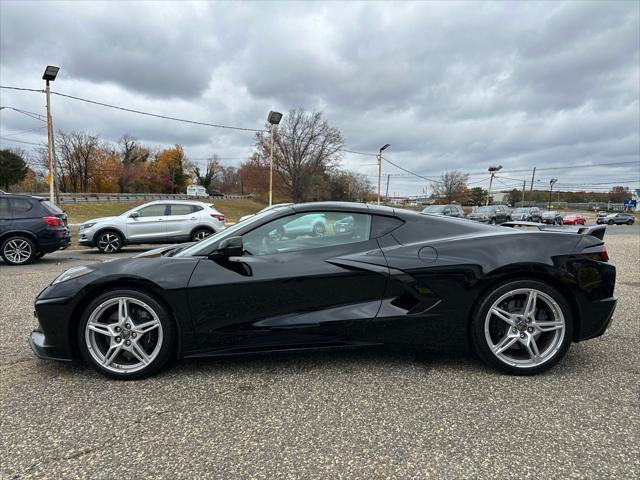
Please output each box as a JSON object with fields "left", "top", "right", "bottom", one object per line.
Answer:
{"left": 597, "top": 212, "right": 635, "bottom": 225}
{"left": 421, "top": 204, "right": 465, "bottom": 218}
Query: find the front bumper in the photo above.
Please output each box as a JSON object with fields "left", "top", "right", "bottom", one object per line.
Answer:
{"left": 29, "top": 295, "right": 76, "bottom": 362}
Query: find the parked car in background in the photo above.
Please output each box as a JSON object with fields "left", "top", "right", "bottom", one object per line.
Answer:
{"left": 596, "top": 211, "right": 608, "bottom": 222}
{"left": 541, "top": 210, "right": 564, "bottom": 225}
{"left": 0, "top": 193, "right": 70, "bottom": 265}
{"left": 78, "top": 200, "right": 226, "bottom": 253}
{"left": 597, "top": 212, "right": 635, "bottom": 225}
{"left": 239, "top": 203, "right": 293, "bottom": 222}
{"left": 511, "top": 207, "right": 542, "bottom": 222}
{"left": 562, "top": 213, "right": 587, "bottom": 225}
{"left": 421, "top": 204, "right": 465, "bottom": 218}
{"left": 467, "top": 205, "right": 511, "bottom": 224}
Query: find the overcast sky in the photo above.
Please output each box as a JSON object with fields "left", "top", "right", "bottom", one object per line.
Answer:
{"left": 1, "top": 0, "right": 638, "bottom": 195}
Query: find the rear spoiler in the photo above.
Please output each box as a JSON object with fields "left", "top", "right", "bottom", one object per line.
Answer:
{"left": 501, "top": 221, "right": 606, "bottom": 240}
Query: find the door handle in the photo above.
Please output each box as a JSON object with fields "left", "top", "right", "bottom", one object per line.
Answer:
{"left": 157, "top": 218, "right": 164, "bottom": 221}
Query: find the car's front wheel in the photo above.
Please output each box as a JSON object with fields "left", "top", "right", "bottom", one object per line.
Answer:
{"left": 1, "top": 236, "right": 37, "bottom": 265}
{"left": 471, "top": 279, "right": 573, "bottom": 375}
{"left": 96, "top": 230, "right": 123, "bottom": 253}
{"left": 608, "top": 220, "right": 614, "bottom": 225}
{"left": 78, "top": 290, "right": 176, "bottom": 380}
{"left": 191, "top": 228, "right": 213, "bottom": 242}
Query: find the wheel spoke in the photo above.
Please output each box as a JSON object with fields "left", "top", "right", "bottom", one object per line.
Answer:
{"left": 118, "top": 298, "right": 130, "bottom": 323}
{"left": 133, "top": 319, "right": 160, "bottom": 335}
{"left": 103, "top": 344, "right": 122, "bottom": 367}
{"left": 524, "top": 290, "right": 537, "bottom": 318}
{"left": 130, "top": 341, "right": 150, "bottom": 364}
{"left": 493, "top": 333, "right": 518, "bottom": 354}
{"left": 534, "top": 320, "right": 564, "bottom": 332}
{"left": 523, "top": 336, "right": 541, "bottom": 363}
{"left": 88, "top": 321, "right": 116, "bottom": 337}
{"left": 491, "top": 307, "right": 515, "bottom": 326}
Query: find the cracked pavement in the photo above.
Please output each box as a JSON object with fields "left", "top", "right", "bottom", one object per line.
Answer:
{"left": 1, "top": 231, "right": 639, "bottom": 479}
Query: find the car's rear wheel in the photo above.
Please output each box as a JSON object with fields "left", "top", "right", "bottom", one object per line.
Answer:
{"left": 471, "top": 280, "right": 573, "bottom": 375}
{"left": 608, "top": 220, "right": 614, "bottom": 225}
{"left": 78, "top": 290, "right": 176, "bottom": 380}
{"left": 191, "top": 228, "right": 213, "bottom": 242}
{"left": 1, "top": 236, "right": 37, "bottom": 265}
{"left": 97, "top": 230, "right": 123, "bottom": 253}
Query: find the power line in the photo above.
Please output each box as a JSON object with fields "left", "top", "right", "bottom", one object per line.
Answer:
{"left": 0, "top": 86, "right": 44, "bottom": 93}
{"left": 0, "top": 137, "right": 43, "bottom": 146}
{"left": 0, "top": 106, "right": 47, "bottom": 122}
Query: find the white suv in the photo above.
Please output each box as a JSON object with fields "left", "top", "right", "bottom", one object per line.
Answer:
{"left": 78, "top": 200, "right": 226, "bottom": 253}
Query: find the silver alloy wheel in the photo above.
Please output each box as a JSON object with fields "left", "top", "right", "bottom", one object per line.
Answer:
{"left": 98, "top": 232, "right": 121, "bottom": 253}
{"left": 4, "top": 239, "right": 32, "bottom": 264}
{"left": 194, "top": 230, "right": 211, "bottom": 241}
{"left": 85, "top": 297, "right": 163, "bottom": 374}
{"left": 484, "top": 288, "right": 565, "bottom": 368}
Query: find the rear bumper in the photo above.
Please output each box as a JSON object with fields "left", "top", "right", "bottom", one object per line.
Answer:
{"left": 39, "top": 231, "right": 71, "bottom": 253}
{"left": 576, "top": 294, "right": 617, "bottom": 341}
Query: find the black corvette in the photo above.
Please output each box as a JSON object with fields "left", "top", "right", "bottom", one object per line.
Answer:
{"left": 29, "top": 202, "right": 617, "bottom": 379}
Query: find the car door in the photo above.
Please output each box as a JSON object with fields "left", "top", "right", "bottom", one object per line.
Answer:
{"left": 165, "top": 203, "right": 199, "bottom": 241}
{"left": 125, "top": 203, "right": 168, "bottom": 242}
{"left": 0, "top": 197, "right": 11, "bottom": 234}
{"left": 187, "top": 211, "right": 389, "bottom": 352}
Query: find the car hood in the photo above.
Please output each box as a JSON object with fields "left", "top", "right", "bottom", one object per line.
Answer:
{"left": 83, "top": 215, "right": 121, "bottom": 225}
{"left": 134, "top": 242, "right": 196, "bottom": 258}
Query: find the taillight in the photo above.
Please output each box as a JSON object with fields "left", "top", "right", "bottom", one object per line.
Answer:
{"left": 211, "top": 214, "right": 225, "bottom": 222}
{"left": 582, "top": 244, "right": 608, "bottom": 262}
{"left": 43, "top": 216, "right": 63, "bottom": 227}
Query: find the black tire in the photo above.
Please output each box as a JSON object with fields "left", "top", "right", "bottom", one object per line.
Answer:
{"left": 627, "top": 220, "right": 634, "bottom": 225}
{"left": 96, "top": 230, "right": 123, "bottom": 253}
{"left": 470, "top": 279, "right": 574, "bottom": 375}
{"left": 490, "top": 218, "right": 496, "bottom": 225}
{"left": 607, "top": 220, "right": 614, "bottom": 225}
{"left": 558, "top": 219, "right": 563, "bottom": 225}
{"left": 1, "top": 235, "right": 37, "bottom": 265}
{"left": 77, "top": 289, "right": 176, "bottom": 380}
{"left": 191, "top": 227, "right": 213, "bottom": 242}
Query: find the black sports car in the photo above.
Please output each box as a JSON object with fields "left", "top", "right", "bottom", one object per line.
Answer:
{"left": 29, "top": 202, "right": 617, "bottom": 380}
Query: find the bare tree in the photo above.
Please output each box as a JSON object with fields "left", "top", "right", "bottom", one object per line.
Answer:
{"left": 256, "top": 109, "right": 344, "bottom": 202}
{"left": 190, "top": 155, "right": 221, "bottom": 193}
{"left": 431, "top": 170, "right": 470, "bottom": 203}
{"left": 118, "top": 134, "right": 149, "bottom": 164}
{"left": 55, "top": 131, "right": 103, "bottom": 192}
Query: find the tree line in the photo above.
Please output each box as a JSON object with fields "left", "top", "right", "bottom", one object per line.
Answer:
{"left": 0, "top": 109, "right": 373, "bottom": 203}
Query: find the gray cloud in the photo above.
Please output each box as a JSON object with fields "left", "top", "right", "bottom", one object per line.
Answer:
{"left": 1, "top": 0, "right": 638, "bottom": 195}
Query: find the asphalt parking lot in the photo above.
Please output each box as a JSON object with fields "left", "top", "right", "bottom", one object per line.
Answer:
{"left": 1, "top": 227, "right": 639, "bottom": 479}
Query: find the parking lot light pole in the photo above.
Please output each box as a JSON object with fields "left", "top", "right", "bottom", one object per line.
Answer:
{"left": 267, "top": 111, "right": 283, "bottom": 206}
{"left": 43, "top": 65, "right": 59, "bottom": 203}
{"left": 486, "top": 165, "right": 502, "bottom": 206}
{"left": 377, "top": 144, "right": 391, "bottom": 205}
{"left": 548, "top": 178, "right": 558, "bottom": 210}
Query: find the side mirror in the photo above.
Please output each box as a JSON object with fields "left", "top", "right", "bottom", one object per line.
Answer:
{"left": 130, "top": 212, "right": 140, "bottom": 218}
{"left": 215, "top": 236, "right": 243, "bottom": 257}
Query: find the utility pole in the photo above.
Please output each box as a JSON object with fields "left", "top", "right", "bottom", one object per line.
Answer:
{"left": 377, "top": 144, "right": 391, "bottom": 205}
{"left": 529, "top": 167, "right": 536, "bottom": 193}
{"left": 548, "top": 178, "right": 558, "bottom": 210}
{"left": 486, "top": 165, "right": 502, "bottom": 206}
{"left": 266, "top": 111, "right": 283, "bottom": 206}
{"left": 42, "top": 66, "right": 59, "bottom": 203}
{"left": 385, "top": 174, "right": 391, "bottom": 201}
{"left": 522, "top": 180, "right": 526, "bottom": 204}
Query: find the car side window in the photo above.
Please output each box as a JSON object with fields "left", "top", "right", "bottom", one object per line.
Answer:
{"left": 10, "top": 198, "right": 34, "bottom": 218}
{"left": 242, "top": 211, "right": 372, "bottom": 256}
{"left": 170, "top": 204, "right": 197, "bottom": 215}
{"left": 137, "top": 204, "right": 168, "bottom": 217}
{"left": 0, "top": 198, "right": 10, "bottom": 219}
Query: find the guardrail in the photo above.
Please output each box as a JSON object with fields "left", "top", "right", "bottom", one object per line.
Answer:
{"left": 15, "top": 192, "right": 255, "bottom": 202}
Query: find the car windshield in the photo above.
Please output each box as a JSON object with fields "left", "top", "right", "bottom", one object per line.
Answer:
{"left": 423, "top": 205, "right": 445, "bottom": 213}
{"left": 175, "top": 207, "right": 289, "bottom": 257}
{"left": 475, "top": 207, "right": 494, "bottom": 213}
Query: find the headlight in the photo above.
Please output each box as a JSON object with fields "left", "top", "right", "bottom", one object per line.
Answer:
{"left": 52, "top": 266, "right": 93, "bottom": 285}
{"left": 81, "top": 222, "right": 96, "bottom": 230}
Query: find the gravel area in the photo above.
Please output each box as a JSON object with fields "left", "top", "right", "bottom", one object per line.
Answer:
{"left": 1, "top": 231, "right": 638, "bottom": 479}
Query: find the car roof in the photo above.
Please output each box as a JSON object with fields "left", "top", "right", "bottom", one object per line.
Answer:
{"left": 292, "top": 201, "right": 396, "bottom": 216}
{"left": 0, "top": 193, "right": 46, "bottom": 200}
{"left": 142, "top": 199, "right": 211, "bottom": 206}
